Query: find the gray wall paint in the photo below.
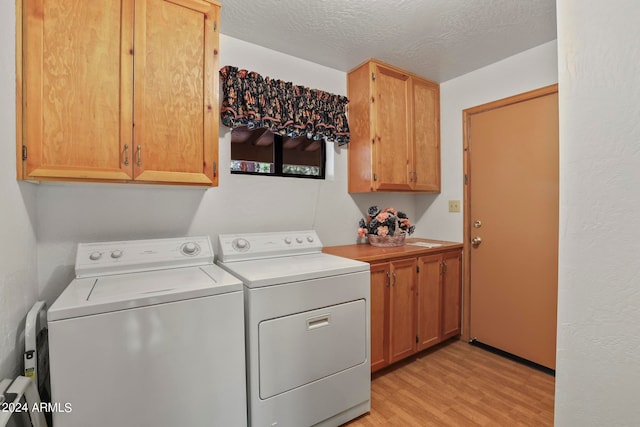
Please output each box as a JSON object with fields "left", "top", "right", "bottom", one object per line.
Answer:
{"left": 0, "top": 0, "right": 39, "bottom": 379}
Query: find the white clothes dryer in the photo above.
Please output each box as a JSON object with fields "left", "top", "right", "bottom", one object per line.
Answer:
{"left": 217, "top": 230, "right": 371, "bottom": 427}
{"left": 48, "top": 236, "right": 247, "bottom": 427}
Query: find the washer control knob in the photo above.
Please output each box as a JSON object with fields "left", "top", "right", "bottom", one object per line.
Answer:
{"left": 284, "top": 237, "right": 292, "bottom": 245}
{"left": 232, "top": 238, "right": 250, "bottom": 252}
{"left": 296, "top": 237, "right": 303, "bottom": 244}
{"left": 89, "top": 251, "right": 102, "bottom": 261}
{"left": 182, "top": 242, "right": 200, "bottom": 255}
{"left": 306, "top": 236, "right": 314, "bottom": 243}
{"left": 111, "top": 249, "right": 123, "bottom": 259}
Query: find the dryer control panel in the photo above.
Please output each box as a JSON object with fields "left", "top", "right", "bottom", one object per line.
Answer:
{"left": 218, "top": 231, "right": 322, "bottom": 262}
{"left": 75, "top": 236, "right": 213, "bottom": 278}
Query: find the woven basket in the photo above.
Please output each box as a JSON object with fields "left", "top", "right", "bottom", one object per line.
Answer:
{"left": 367, "top": 233, "right": 406, "bottom": 247}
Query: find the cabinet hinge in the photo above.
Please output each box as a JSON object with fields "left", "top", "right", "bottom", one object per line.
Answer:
{"left": 371, "top": 72, "right": 376, "bottom": 81}
{"left": 373, "top": 173, "right": 377, "bottom": 181}
{"left": 416, "top": 265, "right": 420, "bottom": 273}
{"left": 416, "top": 335, "right": 419, "bottom": 344}
{"left": 213, "top": 161, "right": 217, "bottom": 177}
{"left": 22, "top": 145, "right": 27, "bottom": 160}
{"left": 464, "top": 174, "right": 469, "bottom": 185}
{"left": 214, "top": 20, "right": 217, "bottom": 32}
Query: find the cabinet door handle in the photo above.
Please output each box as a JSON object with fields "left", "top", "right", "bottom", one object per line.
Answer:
{"left": 136, "top": 144, "right": 142, "bottom": 167}
{"left": 123, "top": 144, "right": 129, "bottom": 166}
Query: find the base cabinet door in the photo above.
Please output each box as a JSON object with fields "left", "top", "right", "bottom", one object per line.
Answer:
{"left": 369, "top": 263, "right": 390, "bottom": 372}
{"left": 416, "top": 254, "right": 441, "bottom": 351}
{"left": 441, "top": 250, "right": 462, "bottom": 339}
{"left": 388, "top": 258, "right": 417, "bottom": 363}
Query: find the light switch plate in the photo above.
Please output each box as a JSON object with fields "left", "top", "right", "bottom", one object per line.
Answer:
{"left": 448, "top": 200, "right": 461, "bottom": 213}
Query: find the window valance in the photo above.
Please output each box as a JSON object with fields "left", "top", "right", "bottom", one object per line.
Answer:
{"left": 219, "top": 66, "right": 350, "bottom": 145}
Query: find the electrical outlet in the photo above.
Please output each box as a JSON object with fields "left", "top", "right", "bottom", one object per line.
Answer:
{"left": 448, "top": 200, "right": 461, "bottom": 213}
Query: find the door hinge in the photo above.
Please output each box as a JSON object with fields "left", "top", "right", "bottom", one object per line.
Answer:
{"left": 464, "top": 174, "right": 469, "bottom": 185}
{"left": 22, "top": 145, "right": 27, "bottom": 160}
{"left": 213, "top": 161, "right": 217, "bottom": 177}
{"left": 371, "top": 72, "right": 376, "bottom": 81}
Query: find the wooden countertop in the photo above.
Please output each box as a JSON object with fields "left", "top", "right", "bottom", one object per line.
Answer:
{"left": 323, "top": 238, "right": 463, "bottom": 263}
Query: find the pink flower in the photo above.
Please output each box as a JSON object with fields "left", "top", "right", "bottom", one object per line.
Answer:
{"left": 376, "top": 212, "right": 390, "bottom": 222}
{"left": 357, "top": 228, "right": 367, "bottom": 237}
{"left": 376, "top": 226, "right": 389, "bottom": 237}
{"left": 383, "top": 207, "right": 398, "bottom": 216}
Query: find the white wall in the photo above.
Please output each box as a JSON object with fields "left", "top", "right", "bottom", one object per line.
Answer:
{"left": 36, "top": 35, "right": 416, "bottom": 303}
{"left": 555, "top": 1, "right": 640, "bottom": 424}
{"left": 416, "top": 41, "right": 558, "bottom": 242}
{"left": 0, "top": 0, "right": 39, "bottom": 379}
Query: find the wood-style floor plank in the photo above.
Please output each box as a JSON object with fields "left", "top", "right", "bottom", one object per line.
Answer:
{"left": 344, "top": 339, "right": 555, "bottom": 427}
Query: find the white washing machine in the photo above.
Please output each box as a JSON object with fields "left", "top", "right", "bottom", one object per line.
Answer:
{"left": 217, "top": 230, "right": 371, "bottom": 427}
{"left": 48, "top": 236, "right": 247, "bottom": 427}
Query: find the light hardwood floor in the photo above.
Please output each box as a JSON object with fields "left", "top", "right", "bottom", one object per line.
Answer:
{"left": 344, "top": 339, "right": 555, "bottom": 426}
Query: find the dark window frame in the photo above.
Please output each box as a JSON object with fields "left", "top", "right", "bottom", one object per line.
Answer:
{"left": 231, "top": 133, "right": 326, "bottom": 180}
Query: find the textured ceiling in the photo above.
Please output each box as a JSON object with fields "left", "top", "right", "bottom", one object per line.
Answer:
{"left": 219, "top": 0, "right": 557, "bottom": 83}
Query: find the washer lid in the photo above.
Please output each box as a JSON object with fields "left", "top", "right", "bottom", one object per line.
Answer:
{"left": 48, "top": 265, "right": 242, "bottom": 321}
{"left": 217, "top": 253, "right": 369, "bottom": 288}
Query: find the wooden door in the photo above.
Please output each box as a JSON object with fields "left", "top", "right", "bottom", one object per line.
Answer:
{"left": 412, "top": 77, "right": 441, "bottom": 192}
{"left": 372, "top": 64, "right": 412, "bottom": 191}
{"left": 416, "top": 254, "right": 441, "bottom": 351}
{"left": 441, "top": 250, "right": 462, "bottom": 340}
{"left": 389, "top": 258, "right": 417, "bottom": 363}
{"left": 133, "top": 0, "right": 218, "bottom": 185}
{"left": 466, "top": 86, "right": 558, "bottom": 369}
{"left": 369, "top": 263, "right": 390, "bottom": 372}
{"left": 23, "top": 0, "right": 133, "bottom": 181}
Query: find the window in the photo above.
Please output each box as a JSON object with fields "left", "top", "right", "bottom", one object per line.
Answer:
{"left": 231, "top": 126, "right": 325, "bottom": 179}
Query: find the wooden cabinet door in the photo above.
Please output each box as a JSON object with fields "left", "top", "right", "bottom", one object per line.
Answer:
{"left": 389, "top": 258, "right": 417, "bottom": 363}
{"left": 372, "top": 64, "right": 412, "bottom": 191}
{"left": 133, "top": 0, "right": 219, "bottom": 185}
{"left": 412, "top": 77, "right": 440, "bottom": 192}
{"left": 442, "top": 250, "right": 462, "bottom": 339}
{"left": 369, "top": 263, "right": 390, "bottom": 372}
{"left": 22, "top": 0, "right": 134, "bottom": 181}
{"left": 416, "top": 254, "right": 441, "bottom": 351}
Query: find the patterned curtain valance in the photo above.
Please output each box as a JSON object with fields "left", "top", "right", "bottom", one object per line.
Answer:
{"left": 219, "top": 66, "right": 350, "bottom": 145}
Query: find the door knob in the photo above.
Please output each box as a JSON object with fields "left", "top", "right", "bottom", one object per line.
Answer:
{"left": 471, "top": 236, "right": 482, "bottom": 247}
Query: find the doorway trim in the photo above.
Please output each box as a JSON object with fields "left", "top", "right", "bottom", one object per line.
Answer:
{"left": 461, "top": 84, "right": 559, "bottom": 341}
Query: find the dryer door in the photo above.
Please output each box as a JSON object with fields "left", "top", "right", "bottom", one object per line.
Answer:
{"left": 258, "top": 299, "right": 367, "bottom": 399}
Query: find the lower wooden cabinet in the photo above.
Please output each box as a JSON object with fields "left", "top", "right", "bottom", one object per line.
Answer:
{"left": 321, "top": 240, "right": 463, "bottom": 373}
{"left": 370, "top": 249, "right": 462, "bottom": 373}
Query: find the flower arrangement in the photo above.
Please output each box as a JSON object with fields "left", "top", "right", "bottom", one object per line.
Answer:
{"left": 358, "top": 206, "right": 415, "bottom": 238}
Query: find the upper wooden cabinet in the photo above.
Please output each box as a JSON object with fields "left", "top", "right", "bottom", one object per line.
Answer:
{"left": 347, "top": 59, "right": 440, "bottom": 193}
{"left": 18, "top": 0, "right": 220, "bottom": 186}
